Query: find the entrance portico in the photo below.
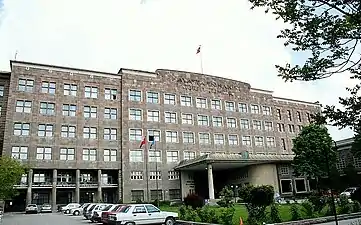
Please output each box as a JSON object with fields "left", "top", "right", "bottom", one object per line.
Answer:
{"left": 175, "top": 153, "right": 294, "bottom": 200}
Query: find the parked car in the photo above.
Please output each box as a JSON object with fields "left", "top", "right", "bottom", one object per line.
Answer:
{"left": 108, "top": 204, "right": 178, "bottom": 225}
{"left": 84, "top": 203, "right": 98, "bottom": 219}
{"left": 83, "top": 203, "right": 96, "bottom": 217}
{"left": 87, "top": 204, "right": 111, "bottom": 221}
{"left": 341, "top": 187, "right": 359, "bottom": 197}
{"left": 40, "top": 204, "right": 52, "bottom": 213}
{"left": 101, "top": 204, "right": 125, "bottom": 225}
{"left": 61, "top": 203, "right": 81, "bottom": 214}
{"left": 71, "top": 203, "right": 90, "bottom": 216}
{"left": 91, "top": 204, "right": 114, "bottom": 222}
{"left": 25, "top": 204, "right": 38, "bottom": 214}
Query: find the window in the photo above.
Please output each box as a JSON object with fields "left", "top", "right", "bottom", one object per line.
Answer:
{"left": 199, "top": 133, "right": 210, "bottom": 144}
{"left": 39, "top": 102, "right": 55, "bottom": 115}
{"left": 129, "top": 90, "right": 142, "bottom": 101}
{"left": 14, "top": 123, "right": 30, "bottom": 136}
{"left": 279, "top": 165, "right": 289, "bottom": 175}
{"left": 148, "top": 130, "right": 161, "bottom": 142}
{"left": 225, "top": 101, "right": 235, "bottom": 111}
{"left": 238, "top": 103, "right": 248, "bottom": 113}
{"left": 105, "top": 88, "right": 117, "bottom": 100}
{"left": 165, "top": 112, "right": 177, "bottom": 124}
{"left": 64, "top": 83, "right": 77, "bottom": 96}
{"left": 253, "top": 120, "right": 262, "bottom": 130}
{"left": 36, "top": 147, "right": 52, "bottom": 160}
{"left": 131, "top": 190, "right": 144, "bottom": 201}
{"left": 227, "top": 118, "right": 237, "bottom": 128}
{"left": 129, "top": 129, "right": 142, "bottom": 141}
{"left": 33, "top": 174, "right": 45, "bottom": 183}
{"left": 295, "top": 179, "right": 307, "bottom": 193}
{"left": 169, "top": 189, "right": 181, "bottom": 200}
{"left": 61, "top": 125, "right": 76, "bottom": 138}
{"left": 288, "top": 124, "right": 295, "bottom": 133}
{"left": 83, "top": 127, "right": 97, "bottom": 139}
{"left": 197, "top": 115, "right": 209, "bottom": 126}
{"left": 104, "top": 128, "right": 117, "bottom": 140}
{"left": 240, "top": 119, "right": 250, "bottom": 129}
{"left": 147, "top": 92, "right": 159, "bottom": 103}
{"left": 149, "top": 150, "right": 161, "bottom": 162}
{"left": 262, "top": 106, "right": 271, "bottom": 115}
{"left": 11, "top": 146, "right": 28, "bottom": 159}
{"left": 104, "top": 149, "right": 117, "bottom": 161}
{"left": 164, "top": 93, "right": 176, "bottom": 105}
{"left": 242, "top": 136, "right": 252, "bottom": 146}
{"left": 180, "top": 96, "right": 192, "bottom": 106}
{"left": 287, "top": 110, "right": 292, "bottom": 121}
{"left": 276, "top": 109, "right": 282, "bottom": 120}
{"left": 200, "top": 152, "right": 211, "bottom": 156}
{"left": 82, "top": 149, "right": 97, "bottom": 161}
{"left": 129, "top": 109, "right": 142, "bottom": 121}
{"left": 182, "top": 113, "right": 193, "bottom": 125}
{"left": 0, "top": 85, "right": 3, "bottom": 96}
{"left": 147, "top": 110, "right": 160, "bottom": 122}
{"left": 41, "top": 81, "right": 56, "bottom": 94}
{"left": 212, "top": 116, "right": 223, "bottom": 127}
{"left": 16, "top": 100, "right": 32, "bottom": 113}
{"left": 264, "top": 121, "right": 273, "bottom": 131}
{"left": 62, "top": 104, "right": 76, "bottom": 116}
{"left": 228, "top": 135, "right": 238, "bottom": 145}
{"left": 306, "top": 112, "right": 311, "bottom": 122}
{"left": 131, "top": 171, "right": 143, "bottom": 180}
{"left": 168, "top": 171, "right": 179, "bottom": 180}
{"left": 18, "top": 79, "right": 34, "bottom": 92}
{"left": 255, "top": 136, "right": 264, "bottom": 146}
{"left": 38, "top": 124, "right": 53, "bottom": 137}
{"left": 105, "top": 108, "right": 117, "bottom": 120}
{"left": 167, "top": 151, "right": 179, "bottom": 163}
{"left": 60, "top": 148, "right": 75, "bottom": 160}
{"left": 266, "top": 137, "right": 275, "bottom": 147}
{"left": 183, "top": 132, "right": 194, "bottom": 143}
{"left": 297, "top": 111, "right": 302, "bottom": 122}
{"left": 214, "top": 134, "right": 225, "bottom": 145}
{"left": 84, "top": 106, "right": 97, "bottom": 118}
{"left": 184, "top": 151, "right": 196, "bottom": 160}
{"left": 277, "top": 123, "right": 285, "bottom": 132}
{"left": 250, "top": 105, "right": 260, "bottom": 114}
{"left": 166, "top": 131, "right": 178, "bottom": 143}
{"left": 211, "top": 99, "right": 221, "bottom": 110}
{"left": 130, "top": 150, "right": 143, "bottom": 162}
{"left": 281, "top": 138, "right": 287, "bottom": 151}
{"left": 298, "top": 125, "right": 302, "bottom": 132}
{"left": 196, "top": 98, "right": 207, "bottom": 108}
{"left": 149, "top": 171, "right": 161, "bottom": 180}
{"left": 84, "top": 86, "right": 98, "bottom": 98}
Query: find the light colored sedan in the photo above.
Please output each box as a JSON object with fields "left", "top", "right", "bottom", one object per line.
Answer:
{"left": 41, "top": 204, "right": 52, "bottom": 213}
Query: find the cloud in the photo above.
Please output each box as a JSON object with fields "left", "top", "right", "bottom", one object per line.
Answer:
{"left": 0, "top": 0, "right": 354, "bottom": 140}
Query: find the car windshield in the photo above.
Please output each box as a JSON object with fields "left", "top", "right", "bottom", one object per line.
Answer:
{"left": 103, "top": 205, "right": 113, "bottom": 211}
{"left": 42, "top": 204, "right": 51, "bottom": 207}
{"left": 119, "top": 206, "right": 131, "bottom": 213}
{"left": 28, "top": 204, "right": 37, "bottom": 207}
{"left": 88, "top": 205, "right": 96, "bottom": 211}
{"left": 345, "top": 188, "right": 356, "bottom": 192}
{"left": 112, "top": 205, "right": 122, "bottom": 212}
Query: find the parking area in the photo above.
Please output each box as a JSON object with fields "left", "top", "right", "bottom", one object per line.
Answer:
{"left": 2, "top": 212, "right": 93, "bottom": 225}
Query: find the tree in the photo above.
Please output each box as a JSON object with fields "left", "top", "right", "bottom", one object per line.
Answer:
{"left": 0, "top": 156, "right": 28, "bottom": 200}
{"left": 292, "top": 124, "right": 336, "bottom": 185}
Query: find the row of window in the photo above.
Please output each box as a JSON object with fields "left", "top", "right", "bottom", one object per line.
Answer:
{"left": 130, "top": 171, "right": 179, "bottom": 180}
{"left": 131, "top": 189, "right": 181, "bottom": 201}
{"left": 19, "top": 173, "right": 115, "bottom": 185}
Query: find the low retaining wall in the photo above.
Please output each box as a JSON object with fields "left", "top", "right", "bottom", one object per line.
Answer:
{"left": 176, "top": 220, "right": 221, "bottom": 225}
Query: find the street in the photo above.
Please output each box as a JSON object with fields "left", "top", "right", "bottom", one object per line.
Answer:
{"left": 318, "top": 218, "right": 361, "bottom": 225}
{"left": 2, "top": 212, "right": 89, "bottom": 225}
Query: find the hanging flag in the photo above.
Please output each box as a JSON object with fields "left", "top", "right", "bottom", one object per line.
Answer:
{"left": 139, "top": 136, "right": 146, "bottom": 148}
{"left": 196, "top": 45, "right": 201, "bottom": 54}
{"left": 150, "top": 139, "right": 156, "bottom": 149}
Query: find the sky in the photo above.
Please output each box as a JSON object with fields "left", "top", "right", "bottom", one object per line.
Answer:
{"left": 0, "top": 0, "right": 355, "bottom": 141}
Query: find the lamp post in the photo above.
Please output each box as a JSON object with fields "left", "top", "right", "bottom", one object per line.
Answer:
{"left": 325, "top": 141, "right": 338, "bottom": 225}
{"left": 230, "top": 185, "right": 238, "bottom": 203}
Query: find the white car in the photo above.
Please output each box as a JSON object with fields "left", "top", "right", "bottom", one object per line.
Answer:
{"left": 61, "top": 203, "right": 81, "bottom": 214}
{"left": 340, "top": 187, "right": 359, "bottom": 197}
{"left": 87, "top": 204, "right": 111, "bottom": 221}
{"left": 108, "top": 204, "right": 178, "bottom": 225}
{"left": 91, "top": 204, "right": 114, "bottom": 222}
{"left": 70, "top": 203, "right": 90, "bottom": 216}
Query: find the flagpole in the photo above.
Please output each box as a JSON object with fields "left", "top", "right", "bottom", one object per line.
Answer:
{"left": 155, "top": 141, "right": 159, "bottom": 207}
{"left": 144, "top": 137, "right": 150, "bottom": 202}
{"left": 200, "top": 49, "right": 203, "bottom": 74}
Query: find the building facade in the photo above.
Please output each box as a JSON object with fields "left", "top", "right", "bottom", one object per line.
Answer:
{"left": 1, "top": 61, "right": 320, "bottom": 208}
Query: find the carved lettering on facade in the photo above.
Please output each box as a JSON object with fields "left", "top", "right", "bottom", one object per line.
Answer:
{"left": 176, "top": 77, "right": 244, "bottom": 94}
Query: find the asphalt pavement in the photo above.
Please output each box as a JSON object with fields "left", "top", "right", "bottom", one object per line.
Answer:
{"left": 318, "top": 218, "right": 361, "bottom": 225}
{"left": 2, "top": 212, "right": 89, "bottom": 225}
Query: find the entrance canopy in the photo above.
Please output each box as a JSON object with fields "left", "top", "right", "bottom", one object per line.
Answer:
{"left": 174, "top": 153, "right": 294, "bottom": 171}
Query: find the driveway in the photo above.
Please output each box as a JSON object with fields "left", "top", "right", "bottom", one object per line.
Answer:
{"left": 2, "top": 212, "right": 90, "bottom": 225}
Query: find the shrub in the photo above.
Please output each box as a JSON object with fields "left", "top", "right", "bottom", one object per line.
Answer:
{"left": 300, "top": 201, "right": 315, "bottom": 219}
{"left": 308, "top": 192, "right": 326, "bottom": 213}
{"left": 338, "top": 195, "right": 352, "bottom": 214}
{"left": 184, "top": 193, "right": 204, "bottom": 209}
{"left": 219, "top": 186, "right": 234, "bottom": 207}
{"left": 352, "top": 201, "right": 361, "bottom": 213}
{"left": 269, "top": 203, "right": 281, "bottom": 223}
{"left": 135, "top": 198, "right": 142, "bottom": 204}
{"left": 290, "top": 204, "right": 301, "bottom": 221}
{"left": 219, "top": 207, "right": 235, "bottom": 225}
{"left": 196, "top": 206, "right": 219, "bottom": 223}
{"left": 179, "top": 205, "right": 200, "bottom": 221}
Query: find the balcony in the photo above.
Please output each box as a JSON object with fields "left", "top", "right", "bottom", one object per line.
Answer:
{"left": 80, "top": 172, "right": 98, "bottom": 188}
{"left": 14, "top": 174, "right": 28, "bottom": 189}
{"left": 101, "top": 171, "right": 118, "bottom": 188}
{"left": 57, "top": 170, "right": 76, "bottom": 188}
{"left": 32, "top": 172, "right": 52, "bottom": 188}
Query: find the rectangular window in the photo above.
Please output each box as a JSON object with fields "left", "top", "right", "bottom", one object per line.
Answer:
{"left": 131, "top": 190, "right": 144, "bottom": 202}
{"left": 264, "top": 121, "right": 273, "bottom": 131}
{"left": 182, "top": 113, "right": 193, "bottom": 125}
{"left": 289, "top": 124, "right": 295, "bottom": 133}
{"left": 130, "top": 150, "right": 143, "bottom": 162}
{"left": 84, "top": 86, "right": 98, "bottom": 98}
{"left": 228, "top": 135, "right": 238, "bottom": 145}
{"left": 250, "top": 105, "right": 260, "bottom": 114}
{"left": 281, "top": 138, "right": 287, "bottom": 151}
{"left": 199, "top": 133, "right": 210, "bottom": 144}
{"left": 62, "top": 104, "right": 76, "bottom": 116}
{"left": 266, "top": 137, "right": 275, "bottom": 147}
{"left": 39, "top": 102, "right": 55, "bottom": 115}
{"left": 129, "top": 129, "right": 142, "bottom": 141}
{"left": 60, "top": 148, "right": 75, "bottom": 160}
{"left": 255, "top": 136, "right": 264, "bottom": 146}
{"left": 16, "top": 100, "right": 32, "bottom": 113}
{"left": 38, "top": 124, "right": 53, "bottom": 137}
{"left": 238, "top": 103, "right": 248, "bottom": 113}
{"left": 197, "top": 115, "right": 209, "bottom": 126}
{"left": 11, "top": 146, "right": 28, "bottom": 159}
{"left": 168, "top": 171, "right": 179, "bottom": 180}
{"left": 227, "top": 118, "right": 237, "bottom": 128}
{"left": 18, "top": 79, "right": 34, "bottom": 92}
{"left": 104, "top": 128, "right": 117, "bottom": 140}
{"left": 169, "top": 189, "right": 181, "bottom": 200}
{"left": 129, "top": 90, "right": 142, "bottom": 101}
{"left": 306, "top": 112, "right": 311, "bottom": 122}
{"left": 262, "top": 106, "right": 271, "bottom": 115}
{"left": 225, "top": 101, "right": 235, "bottom": 111}
{"left": 165, "top": 112, "right": 177, "bottom": 123}
{"left": 147, "top": 92, "right": 159, "bottom": 104}
{"left": 196, "top": 98, "right": 207, "bottom": 108}
{"left": 212, "top": 116, "right": 223, "bottom": 127}
{"left": 277, "top": 123, "right": 285, "bottom": 132}
{"left": 253, "top": 120, "right": 262, "bottom": 130}
{"left": 149, "top": 150, "right": 161, "bottom": 162}
{"left": 83, "top": 127, "right": 97, "bottom": 139}
{"left": 147, "top": 110, "right": 160, "bottom": 122}
{"left": 184, "top": 151, "right": 196, "bottom": 160}
{"left": 36, "top": 147, "right": 52, "bottom": 160}
{"left": 181, "top": 96, "right": 192, "bottom": 106}
{"left": 41, "top": 81, "right": 56, "bottom": 94}
{"left": 63, "top": 83, "right": 77, "bottom": 96}
{"left": 105, "top": 88, "right": 117, "bottom": 100}
{"left": 164, "top": 93, "right": 176, "bottom": 105}
{"left": 167, "top": 151, "right": 179, "bottom": 163}
{"left": 242, "top": 136, "right": 252, "bottom": 146}
{"left": 61, "top": 125, "right": 76, "bottom": 138}
{"left": 129, "top": 109, "right": 142, "bottom": 121}
{"left": 0, "top": 85, "right": 4, "bottom": 96}
{"left": 297, "top": 111, "right": 302, "bottom": 122}
{"left": 276, "top": 109, "right": 282, "bottom": 120}
{"left": 104, "top": 108, "right": 117, "bottom": 120}
{"left": 82, "top": 149, "right": 97, "bottom": 161}
{"left": 211, "top": 99, "right": 221, "bottom": 110}
{"left": 240, "top": 119, "right": 250, "bottom": 129}
{"left": 84, "top": 106, "right": 97, "bottom": 118}
{"left": 166, "top": 131, "right": 178, "bottom": 143}
{"left": 287, "top": 110, "right": 292, "bottom": 121}
{"left": 148, "top": 130, "right": 161, "bottom": 142}
{"left": 183, "top": 132, "right": 194, "bottom": 143}
{"left": 14, "top": 123, "right": 30, "bottom": 136}
{"left": 104, "top": 149, "right": 117, "bottom": 161}
{"left": 149, "top": 171, "right": 161, "bottom": 180}
{"left": 214, "top": 134, "right": 225, "bottom": 145}
{"left": 131, "top": 171, "right": 143, "bottom": 180}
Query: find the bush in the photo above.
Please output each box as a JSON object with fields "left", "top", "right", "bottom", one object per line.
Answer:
{"left": 179, "top": 205, "right": 200, "bottom": 221}
{"left": 290, "top": 204, "right": 301, "bottom": 221}
{"left": 269, "top": 203, "right": 281, "bottom": 223}
{"left": 338, "top": 195, "right": 352, "bottom": 214}
{"left": 219, "top": 207, "right": 235, "bottom": 225}
{"left": 308, "top": 192, "right": 326, "bottom": 213}
{"left": 219, "top": 186, "right": 234, "bottom": 207}
{"left": 352, "top": 201, "right": 361, "bottom": 213}
{"left": 196, "top": 206, "right": 219, "bottom": 223}
{"left": 184, "top": 193, "right": 204, "bottom": 209}
{"left": 135, "top": 198, "right": 142, "bottom": 204}
{"left": 300, "top": 201, "right": 315, "bottom": 219}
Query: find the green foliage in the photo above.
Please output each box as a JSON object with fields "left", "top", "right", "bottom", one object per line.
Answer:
{"left": 218, "top": 186, "right": 234, "bottom": 208}
{"left": 352, "top": 201, "right": 361, "bottom": 213}
{"left": 179, "top": 205, "right": 200, "bottom": 221}
{"left": 300, "top": 201, "right": 315, "bottom": 219}
{"left": 338, "top": 195, "right": 352, "bottom": 214}
{"left": 196, "top": 206, "right": 219, "bottom": 224}
{"left": 290, "top": 204, "right": 301, "bottom": 221}
{"left": 0, "top": 156, "right": 28, "bottom": 200}
{"left": 179, "top": 205, "right": 234, "bottom": 225}
{"left": 308, "top": 192, "right": 327, "bottom": 213}
{"left": 183, "top": 193, "right": 204, "bottom": 209}
{"left": 292, "top": 124, "right": 336, "bottom": 180}
{"left": 269, "top": 203, "right": 281, "bottom": 223}
{"left": 219, "top": 207, "right": 235, "bottom": 225}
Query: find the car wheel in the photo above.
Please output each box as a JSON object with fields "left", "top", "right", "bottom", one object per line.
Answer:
{"left": 125, "top": 222, "right": 135, "bottom": 225}
{"left": 66, "top": 209, "right": 70, "bottom": 214}
{"left": 73, "top": 210, "right": 79, "bottom": 216}
{"left": 165, "top": 217, "right": 175, "bottom": 225}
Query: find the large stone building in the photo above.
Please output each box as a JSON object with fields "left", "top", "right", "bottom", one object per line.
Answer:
{"left": 1, "top": 60, "right": 320, "bottom": 210}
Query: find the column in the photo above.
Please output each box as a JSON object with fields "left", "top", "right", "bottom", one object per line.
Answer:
{"left": 26, "top": 169, "right": 33, "bottom": 205}
{"left": 97, "top": 169, "right": 102, "bottom": 202}
{"left": 207, "top": 164, "right": 215, "bottom": 200}
{"left": 52, "top": 169, "right": 57, "bottom": 212}
{"left": 75, "top": 169, "right": 80, "bottom": 203}
{"left": 117, "top": 169, "right": 122, "bottom": 203}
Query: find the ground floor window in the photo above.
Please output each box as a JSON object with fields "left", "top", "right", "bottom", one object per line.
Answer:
{"left": 131, "top": 190, "right": 144, "bottom": 202}
{"left": 295, "top": 178, "right": 307, "bottom": 193}
{"left": 32, "top": 192, "right": 49, "bottom": 205}
{"left": 280, "top": 179, "right": 292, "bottom": 194}
{"left": 169, "top": 189, "right": 181, "bottom": 200}
{"left": 150, "top": 190, "right": 163, "bottom": 201}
